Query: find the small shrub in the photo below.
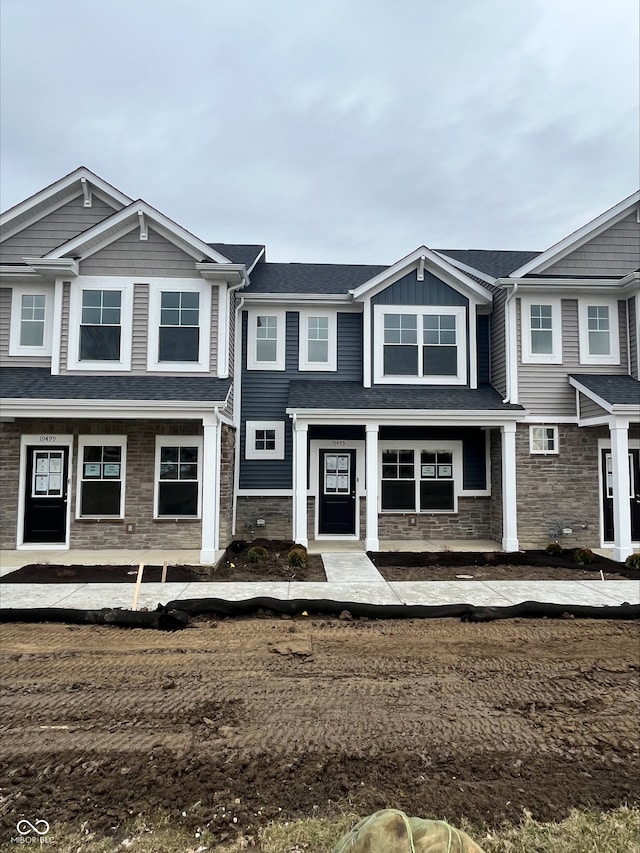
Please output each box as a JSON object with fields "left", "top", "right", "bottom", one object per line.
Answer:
{"left": 545, "top": 542, "right": 563, "bottom": 555}
{"left": 247, "top": 545, "right": 268, "bottom": 563}
{"left": 625, "top": 553, "right": 640, "bottom": 571}
{"left": 287, "top": 545, "right": 307, "bottom": 568}
{"left": 573, "top": 547, "right": 595, "bottom": 566}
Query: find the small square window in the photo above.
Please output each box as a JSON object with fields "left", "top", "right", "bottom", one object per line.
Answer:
{"left": 245, "top": 421, "right": 285, "bottom": 459}
{"left": 530, "top": 426, "right": 558, "bottom": 455}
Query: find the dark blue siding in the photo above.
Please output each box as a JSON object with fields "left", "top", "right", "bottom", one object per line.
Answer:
{"left": 372, "top": 270, "right": 468, "bottom": 306}
{"left": 240, "top": 311, "right": 363, "bottom": 488}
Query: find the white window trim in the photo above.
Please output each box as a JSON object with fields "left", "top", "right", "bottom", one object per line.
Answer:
{"left": 146, "top": 280, "right": 211, "bottom": 372}
{"left": 578, "top": 298, "right": 620, "bottom": 365}
{"left": 246, "top": 308, "right": 286, "bottom": 371}
{"left": 75, "top": 435, "right": 127, "bottom": 519}
{"left": 67, "top": 277, "right": 133, "bottom": 371}
{"left": 153, "top": 436, "right": 203, "bottom": 519}
{"left": 298, "top": 309, "right": 337, "bottom": 371}
{"left": 520, "top": 296, "right": 562, "bottom": 364}
{"left": 373, "top": 305, "right": 467, "bottom": 385}
{"left": 245, "top": 420, "right": 286, "bottom": 460}
{"left": 9, "top": 284, "right": 55, "bottom": 357}
{"left": 378, "top": 440, "right": 463, "bottom": 513}
{"left": 529, "top": 425, "right": 559, "bottom": 455}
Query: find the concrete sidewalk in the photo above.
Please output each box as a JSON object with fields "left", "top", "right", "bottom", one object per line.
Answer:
{"left": 0, "top": 548, "right": 638, "bottom": 611}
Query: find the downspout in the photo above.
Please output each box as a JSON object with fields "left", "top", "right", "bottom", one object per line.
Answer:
{"left": 503, "top": 282, "right": 518, "bottom": 404}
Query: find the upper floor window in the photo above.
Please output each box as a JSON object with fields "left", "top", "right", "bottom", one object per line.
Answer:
{"left": 246, "top": 309, "right": 286, "bottom": 371}
{"left": 67, "top": 278, "right": 132, "bottom": 371}
{"left": 9, "top": 285, "right": 54, "bottom": 356}
{"left": 298, "top": 310, "right": 337, "bottom": 371}
{"left": 374, "top": 306, "right": 467, "bottom": 384}
{"left": 148, "top": 282, "right": 211, "bottom": 371}
{"left": 578, "top": 299, "right": 620, "bottom": 365}
{"left": 520, "top": 297, "right": 562, "bottom": 364}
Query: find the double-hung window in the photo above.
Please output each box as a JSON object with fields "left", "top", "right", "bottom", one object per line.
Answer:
{"left": 521, "top": 297, "right": 562, "bottom": 364}
{"left": 77, "top": 436, "right": 126, "bottom": 518}
{"left": 154, "top": 437, "right": 202, "bottom": 518}
{"left": 380, "top": 444, "right": 459, "bottom": 513}
{"left": 374, "top": 306, "right": 466, "bottom": 383}
{"left": 298, "top": 310, "right": 337, "bottom": 370}
{"left": 148, "top": 282, "right": 210, "bottom": 371}
{"left": 247, "top": 309, "right": 286, "bottom": 370}
{"left": 67, "top": 279, "right": 132, "bottom": 370}
{"left": 578, "top": 300, "right": 620, "bottom": 365}
{"left": 9, "top": 285, "right": 54, "bottom": 356}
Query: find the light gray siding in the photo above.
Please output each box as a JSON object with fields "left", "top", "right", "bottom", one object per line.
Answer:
{"left": 131, "top": 284, "right": 149, "bottom": 371}
{"left": 579, "top": 393, "right": 606, "bottom": 420}
{"left": 0, "top": 196, "right": 118, "bottom": 263}
{"left": 518, "top": 298, "right": 629, "bottom": 417}
{"left": 79, "top": 227, "right": 202, "bottom": 278}
{"left": 543, "top": 212, "right": 640, "bottom": 276}
{"left": 629, "top": 295, "right": 638, "bottom": 379}
{"left": 0, "top": 287, "right": 52, "bottom": 368}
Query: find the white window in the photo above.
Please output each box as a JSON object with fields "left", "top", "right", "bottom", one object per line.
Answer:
{"left": 154, "top": 437, "right": 202, "bottom": 518}
{"left": 76, "top": 436, "right": 126, "bottom": 518}
{"left": 9, "top": 284, "right": 54, "bottom": 356}
{"left": 578, "top": 300, "right": 620, "bottom": 365}
{"left": 245, "top": 420, "right": 285, "bottom": 460}
{"left": 298, "top": 310, "right": 337, "bottom": 371}
{"left": 529, "top": 426, "right": 558, "bottom": 455}
{"left": 147, "top": 281, "right": 211, "bottom": 371}
{"left": 246, "top": 309, "right": 286, "bottom": 370}
{"left": 374, "top": 306, "right": 467, "bottom": 384}
{"left": 521, "top": 297, "right": 562, "bottom": 364}
{"left": 67, "top": 278, "right": 133, "bottom": 370}
{"left": 379, "top": 442, "right": 462, "bottom": 512}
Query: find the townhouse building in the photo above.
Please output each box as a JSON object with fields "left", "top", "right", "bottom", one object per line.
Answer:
{"left": 1, "top": 169, "right": 638, "bottom": 563}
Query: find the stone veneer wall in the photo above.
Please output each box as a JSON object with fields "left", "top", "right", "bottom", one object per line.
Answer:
{"left": 489, "top": 429, "right": 503, "bottom": 544}
{"left": 0, "top": 419, "right": 207, "bottom": 551}
{"left": 377, "top": 497, "right": 491, "bottom": 541}
{"left": 234, "top": 495, "right": 293, "bottom": 541}
{"left": 217, "top": 424, "right": 235, "bottom": 547}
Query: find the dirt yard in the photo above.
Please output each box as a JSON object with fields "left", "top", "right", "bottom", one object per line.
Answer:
{"left": 0, "top": 618, "right": 638, "bottom": 845}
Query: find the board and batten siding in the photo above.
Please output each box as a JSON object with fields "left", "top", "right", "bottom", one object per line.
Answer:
{"left": 239, "top": 311, "right": 363, "bottom": 490}
{"left": 629, "top": 295, "right": 638, "bottom": 379}
{"left": 517, "top": 298, "right": 629, "bottom": 417}
{"left": 0, "top": 287, "right": 51, "bottom": 368}
{"left": 542, "top": 212, "right": 640, "bottom": 276}
{"left": 579, "top": 393, "right": 606, "bottom": 420}
{"left": 488, "top": 285, "right": 507, "bottom": 397}
{"left": 59, "top": 280, "right": 219, "bottom": 376}
{"left": 79, "top": 227, "right": 202, "bottom": 278}
{"left": 0, "top": 196, "right": 118, "bottom": 263}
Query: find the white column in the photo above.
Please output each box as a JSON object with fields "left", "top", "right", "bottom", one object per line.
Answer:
{"left": 501, "top": 422, "right": 519, "bottom": 552}
{"left": 293, "top": 420, "right": 309, "bottom": 547}
{"left": 610, "top": 419, "right": 632, "bottom": 562}
{"left": 365, "top": 423, "right": 379, "bottom": 551}
{"left": 200, "top": 414, "right": 220, "bottom": 564}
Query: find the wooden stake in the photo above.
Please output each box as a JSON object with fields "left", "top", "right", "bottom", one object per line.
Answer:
{"left": 161, "top": 560, "right": 168, "bottom": 585}
{"left": 132, "top": 562, "right": 144, "bottom": 611}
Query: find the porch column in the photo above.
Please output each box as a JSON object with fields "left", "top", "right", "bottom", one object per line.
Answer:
{"left": 293, "top": 419, "right": 309, "bottom": 547}
{"left": 200, "top": 414, "right": 220, "bottom": 563}
{"left": 501, "top": 422, "right": 519, "bottom": 552}
{"left": 365, "top": 424, "right": 379, "bottom": 551}
{"left": 610, "top": 418, "right": 632, "bottom": 562}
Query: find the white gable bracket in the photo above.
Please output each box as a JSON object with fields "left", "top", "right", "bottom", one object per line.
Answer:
{"left": 138, "top": 210, "right": 148, "bottom": 241}
{"left": 80, "top": 177, "right": 92, "bottom": 208}
{"left": 417, "top": 255, "right": 426, "bottom": 281}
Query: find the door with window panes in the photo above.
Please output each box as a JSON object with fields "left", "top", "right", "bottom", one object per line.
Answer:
{"left": 601, "top": 449, "right": 640, "bottom": 542}
{"left": 318, "top": 450, "right": 356, "bottom": 535}
{"left": 23, "top": 447, "right": 69, "bottom": 543}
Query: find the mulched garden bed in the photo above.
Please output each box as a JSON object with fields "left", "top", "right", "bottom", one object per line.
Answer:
{"left": 368, "top": 548, "right": 638, "bottom": 582}
{"left": 0, "top": 539, "right": 326, "bottom": 584}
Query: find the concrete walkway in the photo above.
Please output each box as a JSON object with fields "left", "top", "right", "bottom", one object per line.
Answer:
{"left": 0, "top": 549, "right": 637, "bottom": 611}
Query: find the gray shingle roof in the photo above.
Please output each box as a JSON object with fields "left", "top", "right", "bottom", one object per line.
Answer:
{"left": 0, "top": 368, "right": 231, "bottom": 402}
{"left": 208, "top": 243, "right": 265, "bottom": 267}
{"left": 246, "top": 262, "right": 388, "bottom": 294}
{"left": 437, "top": 249, "right": 541, "bottom": 278}
{"left": 287, "top": 380, "right": 523, "bottom": 411}
{"left": 570, "top": 373, "right": 640, "bottom": 406}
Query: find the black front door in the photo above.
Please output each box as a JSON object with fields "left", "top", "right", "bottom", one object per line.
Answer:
{"left": 318, "top": 449, "right": 356, "bottom": 535}
{"left": 602, "top": 449, "right": 640, "bottom": 542}
{"left": 24, "top": 446, "right": 69, "bottom": 544}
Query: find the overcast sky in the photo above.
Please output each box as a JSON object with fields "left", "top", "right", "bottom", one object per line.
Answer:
{"left": 1, "top": 0, "right": 638, "bottom": 263}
